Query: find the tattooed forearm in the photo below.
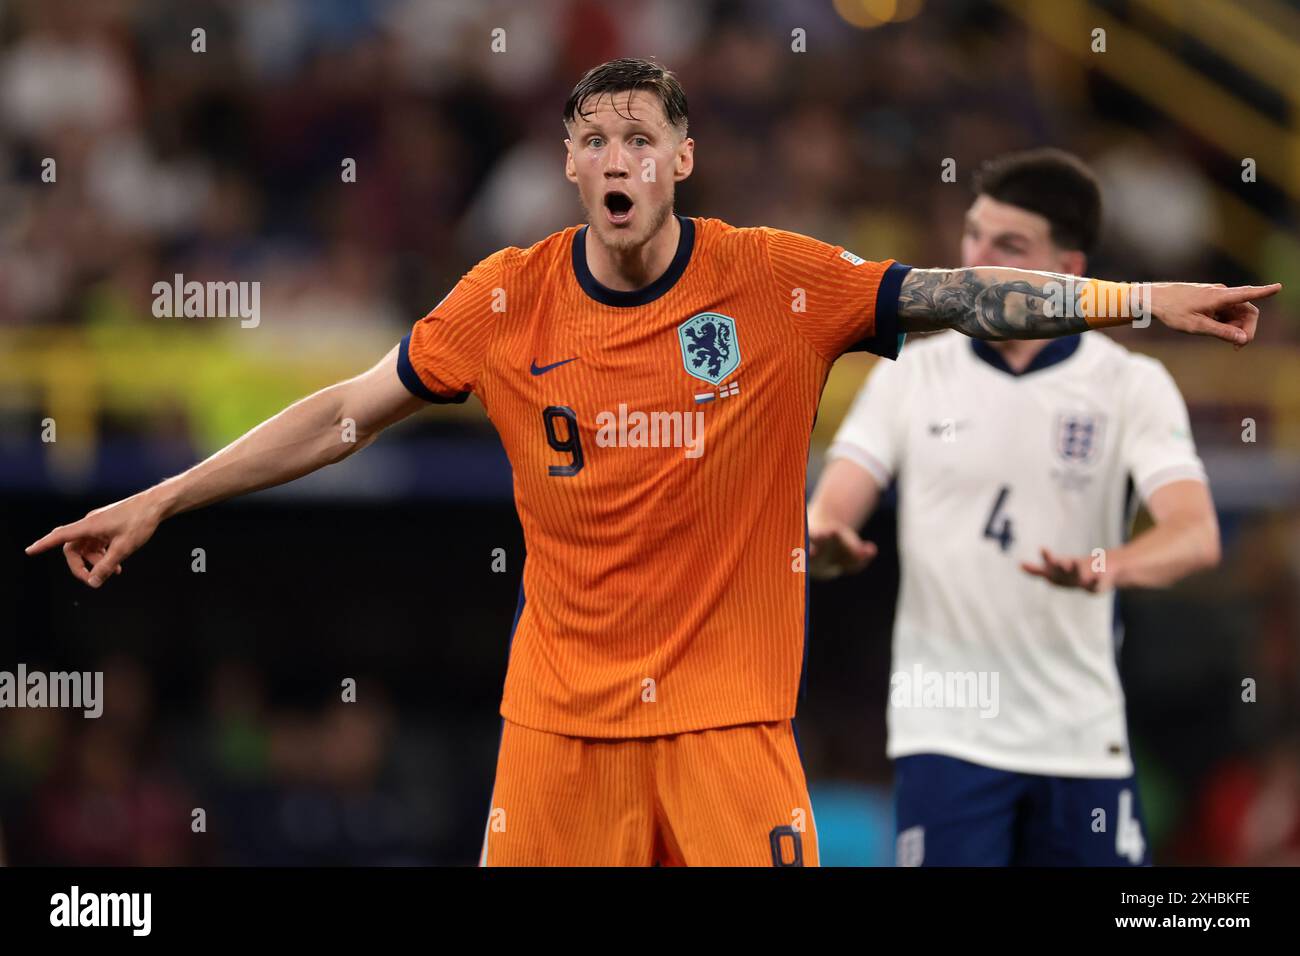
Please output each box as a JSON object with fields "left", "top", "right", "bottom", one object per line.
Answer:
{"left": 897, "top": 268, "right": 1091, "bottom": 339}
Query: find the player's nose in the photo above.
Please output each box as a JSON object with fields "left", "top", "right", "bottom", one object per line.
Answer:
{"left": 602, "top": 144, "right": 630, "bottom": 176}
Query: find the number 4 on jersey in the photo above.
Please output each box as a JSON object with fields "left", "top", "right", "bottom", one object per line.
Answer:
{"left": 1116, "top": 789, "right": 1146, "bottom": 864}
{"left": 983, "top": 485, "right": 1014, "bottom": 552}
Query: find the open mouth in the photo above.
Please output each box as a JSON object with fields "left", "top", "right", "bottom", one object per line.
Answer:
{"left": 603, "top": 190, "right": 634, "bottom": 225}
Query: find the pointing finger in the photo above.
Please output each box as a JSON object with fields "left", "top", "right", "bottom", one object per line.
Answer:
{"left": 26, "top": 523, "right": 86, "bottom": 556}
{"left": 1216, "top": 283, "right": 1281, "bottom": 306}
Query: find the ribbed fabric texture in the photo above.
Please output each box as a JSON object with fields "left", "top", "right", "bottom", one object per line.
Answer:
{"left": 405, "top": 217, "right": 895, "bottom": 737}
{"left": 481, "top": 718, "right": 817, "bottom": 866}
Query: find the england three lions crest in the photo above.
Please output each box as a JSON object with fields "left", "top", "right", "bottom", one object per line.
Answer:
{"left": 1055, "top": 412, "right": 1104, "bottom": 465}
{"left": 678, "top": 312, "right": 740, "bottom": 385}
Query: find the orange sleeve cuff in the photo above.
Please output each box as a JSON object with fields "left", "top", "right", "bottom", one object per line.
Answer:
{"left": 1079, "top": 279, "right": 1148, "bottom": 328}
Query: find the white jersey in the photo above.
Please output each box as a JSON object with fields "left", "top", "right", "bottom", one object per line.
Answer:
{"left": 828, "top": 331, "right": 1207, "bottom": 777}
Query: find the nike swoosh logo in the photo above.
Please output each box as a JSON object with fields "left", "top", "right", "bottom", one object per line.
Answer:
{"left": 530, "top": 357, "right": 578, "bottom": 376}
{"left": 928, "top": 420, "right": 971, "bottom": 435}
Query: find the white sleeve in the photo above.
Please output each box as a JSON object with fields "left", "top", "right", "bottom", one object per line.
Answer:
{"left": 1120, "top": 356, "right": 1207, "bottom": 503}
{"left": 826, "top": 356, "right": 908, "bottom": 487}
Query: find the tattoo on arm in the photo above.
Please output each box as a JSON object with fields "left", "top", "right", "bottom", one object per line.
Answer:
{"left": 897, "top": 268, "right": 1090, "bottom": 339}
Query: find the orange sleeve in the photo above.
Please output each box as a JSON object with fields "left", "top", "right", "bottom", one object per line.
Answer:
{"left": 759, "top": 227, "right": 911, "bottom": 362}
{"left": 397, "top": 250, "right": 507, "bottom": 402}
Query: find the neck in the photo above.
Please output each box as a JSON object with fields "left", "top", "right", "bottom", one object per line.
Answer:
{"left": 585, "top": 215, "right": 680, "bottom": 292}
{"left": 988, "top": 338, "right": 1052, "bottom": 374}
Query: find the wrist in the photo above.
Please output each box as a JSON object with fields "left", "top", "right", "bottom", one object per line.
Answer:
{"left": 1078, "top": 279, "right": 1151, "bottom": 329}
{"left": 140, "top": 481, "right": 180, "bottom": 523}
{"left": 1101, "top": 546, "right": 1131, "bottom": 589}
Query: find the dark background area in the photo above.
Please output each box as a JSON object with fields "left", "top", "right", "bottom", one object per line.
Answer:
{"left": 2, "top": 0, "right": 1298, "bottom": 865}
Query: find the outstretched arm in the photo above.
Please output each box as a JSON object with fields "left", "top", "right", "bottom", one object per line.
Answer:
{"left": 25, "top": 344, "right": 426, "bottom": 587}
{"left": 896, "top": 268, "right": 1280, "bottom": 346}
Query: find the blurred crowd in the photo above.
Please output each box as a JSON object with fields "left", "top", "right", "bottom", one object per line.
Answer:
{"left": 1, "top": 658, "right": 452, "bottom": 864}
{"left": 2, "top": 652, "right": 1295, "bottom": 865}
{"left": 3, "top": 0, "right": 1293, "bottom": 332}
{"left": 2, "top": 0, "right": 1298, "bottom": 865}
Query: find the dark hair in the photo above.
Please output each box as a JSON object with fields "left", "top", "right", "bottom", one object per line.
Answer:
{"left": 972, "top": 148, "right": 1102, "bottom": 253}
{"left": 563, "top": 57, "right": 688, "bottom": 134}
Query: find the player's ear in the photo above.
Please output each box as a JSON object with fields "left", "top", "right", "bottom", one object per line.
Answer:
{"left": 673, "top": 136, "right": 694, "bottom": 182}
{"left": 564, "top": 139, "right": 578, "bottom": 184}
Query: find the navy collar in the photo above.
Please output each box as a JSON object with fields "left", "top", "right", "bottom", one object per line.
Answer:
{"left": 971, "top": 335, "right": 1082, "bottom": 376}
{"left": 572, "top": 214, "right": 695, "bottom": 307}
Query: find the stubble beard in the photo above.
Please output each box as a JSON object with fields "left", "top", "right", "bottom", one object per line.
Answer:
{"left": 584, "top": 193, "right": 674, "bottom": 256}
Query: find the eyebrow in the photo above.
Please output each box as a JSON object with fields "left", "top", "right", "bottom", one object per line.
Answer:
{"left": 574, "top": 120, "right": 657, "bottom": 137}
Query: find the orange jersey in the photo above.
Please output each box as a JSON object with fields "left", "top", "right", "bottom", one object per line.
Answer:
{"left": 399, "top": 216, "right": 910, "bottom": 737}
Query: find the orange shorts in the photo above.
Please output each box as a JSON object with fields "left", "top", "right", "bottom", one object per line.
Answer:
{"left": 479, "top": 718, "right": 818, "bottom": 866}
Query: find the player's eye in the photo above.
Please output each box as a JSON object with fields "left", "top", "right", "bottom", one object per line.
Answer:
{"left": 631, "top": 136, "right": 649, "bottom": 147}
{"left": 587, "top": 136, "right": 604, "bottom": 149}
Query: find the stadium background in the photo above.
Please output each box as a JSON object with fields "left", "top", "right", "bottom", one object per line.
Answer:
{"left": 1, "top": 0, "right": 1297, "bottom": 865}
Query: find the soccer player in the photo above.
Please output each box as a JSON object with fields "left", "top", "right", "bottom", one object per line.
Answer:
{"left": 808, "top": 148, "right": 1226, "bottom": 866}
{"left": 28, "top": 62, "right": 1276, "bottom": 866}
